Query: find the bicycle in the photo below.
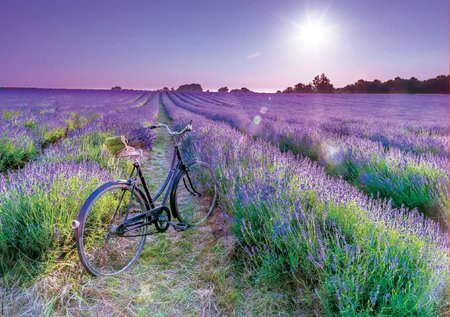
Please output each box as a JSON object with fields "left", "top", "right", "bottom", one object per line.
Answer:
{"left": 71, "top": 121, "right": 217, "bottom": 276}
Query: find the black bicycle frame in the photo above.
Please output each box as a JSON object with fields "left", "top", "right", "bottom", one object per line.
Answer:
{"left": 127, "top": 143, "right": 187, "bottom": 213}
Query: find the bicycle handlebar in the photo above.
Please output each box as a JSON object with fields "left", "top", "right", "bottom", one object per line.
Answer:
{"left": 148, "top": 120, "right": 192, "bottom": 136}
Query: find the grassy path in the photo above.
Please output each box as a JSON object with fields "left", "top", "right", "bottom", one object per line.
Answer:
{"left": 98, "top": 105, "right": 239, "bottom": 316}
{"left": 2, "top": 106, "right": 297, "bottom": 316}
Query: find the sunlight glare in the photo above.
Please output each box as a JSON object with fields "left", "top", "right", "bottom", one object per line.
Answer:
{"left": 300, "top": 20, "right": 327, "bottom": 46}
{"left": 290, "top": 12, "right": 335, "bottom": 52}
{"left": 321, "top": 142, "right": 343, "bottom": 165}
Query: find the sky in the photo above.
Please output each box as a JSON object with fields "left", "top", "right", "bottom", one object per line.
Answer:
{"left": 0, "top": 0, "right": 448, "bottom": 92}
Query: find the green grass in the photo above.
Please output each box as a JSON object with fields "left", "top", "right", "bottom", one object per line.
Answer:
{"left": 41, "top": 127, "right": 67, "bottom": 147}
{"left": 0, "top": 172, "right": 103, "bottom": 283}
{"left": 0, "top": 136, "right": 39, "bottom": 172}
{"left": 354, "top": 157, "right": 444, "bottom": 211}
{"left": 279, "top": 133, "right": 319, "bottom": 161}
{"left": 2, "top": 110, "right": 21, "bottom": 120}
{"left": 0, "top": 113, "right": 93, "bottom": 173}
{"left": 0, "top": 128, "right": 126, "bottom": 283}
{"left": 43, "top": 131, "right": 126, "bottom": 171}
{"left": 183, "top": 121, "right": 448, "bottom": 316}
{"left": 275, "top": 131, "right": 448, "bottom": 222}
{"left": 66, "top": 112, "right": 89, "bottom": 131}
{"left": 228, "top": 167, "right": 446, "bottom": 315}
{"left": 24, "top": 119, "right": 37, "bottom": 129}
{"left": 1, "top": 105, "right": 293, "bottom": 316}
{"left": 7, "top": 102, "right": 443, "bottom": 316}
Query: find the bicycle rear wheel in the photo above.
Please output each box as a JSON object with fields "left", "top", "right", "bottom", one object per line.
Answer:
{"left": 170, "top": 160, "right": 217, "bottom": 226}
{"left": 75, "top": 182, "right": 148, "bottom": 276}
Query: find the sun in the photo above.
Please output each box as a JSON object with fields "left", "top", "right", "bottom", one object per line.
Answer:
{"left": 299, "top": 20, "right": 327, "bottom": 46}
{"left": 289, "top": 12, "right": 334, "bottom": 51}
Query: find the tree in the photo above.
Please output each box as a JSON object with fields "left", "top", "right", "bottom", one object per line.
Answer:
{"left": 111, "top": 86, "right": 122, "bottom": 90}
{"left": 312, "top": 73, "right": 334, "bottom": 93}
{"left": 406, "top": 77, "right": 420, "bottom": 93}
{"left": 294, "top": 82, "right": 313, "bottom": 93}
{"left": 416, "top": 75, "right": 449, "bottom": 94}
{"left": 176, "top": 83, "right": 203, "bottom": 92}
{"left": 230, "top": 87, "right": 252, "bottom": 93}
{"left": 282, "top": 86, "right": 294, "bottom": 93}
{"left": 280, "top": 74, "right": 334, "bottom": 94}
{"left": 218, "top": 86, "right": 229, "bottom": 93}
{"left": 389, "top": 76, "right": 408, "bottom": 93}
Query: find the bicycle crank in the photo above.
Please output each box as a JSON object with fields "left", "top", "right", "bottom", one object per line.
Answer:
{"left": 155, "top": 206, "right": 171, "bottom": 232}
{"left": 168, "top": 221, "right": 190, "bottom": 232}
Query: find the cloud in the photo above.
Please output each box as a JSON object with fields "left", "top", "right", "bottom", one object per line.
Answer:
{"left": 246, "top": 52, "right": 262, "bottom": 60}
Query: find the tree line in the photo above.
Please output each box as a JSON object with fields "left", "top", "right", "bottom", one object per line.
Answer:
{"left": 279, "top": 74, "right": 449, "bottom": 94}
{"left": 156, "top": 84, "right": 253, "bottom": 93}
{"left": 338, "top": 75, "right": 449, "bottom": 94}
{"left": 150, "top": 74, "right": 449, "bottom": 94}
{"left": 279, "top": 73, "right": 334, "bottom": 93}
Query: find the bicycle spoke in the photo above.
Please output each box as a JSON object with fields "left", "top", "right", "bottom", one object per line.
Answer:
{"left": 173, "top": 161, "right": 216, "bottom": 226}
{"left": 78, "top": 184, "right": 147, "bottom": 276}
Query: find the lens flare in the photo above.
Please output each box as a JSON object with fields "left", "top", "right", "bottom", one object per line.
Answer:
{"left": 253, "top": 115, "right": 262, "bottom": 125}
{"left": 321, "top": 142, "right": 343, "bottom": 165}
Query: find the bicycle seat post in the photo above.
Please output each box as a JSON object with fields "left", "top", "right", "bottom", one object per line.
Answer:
{"left": 133, "top": 158, "right": 141, "bottom": 167}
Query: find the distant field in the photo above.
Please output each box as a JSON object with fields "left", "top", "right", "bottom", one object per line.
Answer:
{"left": 0, "top": 89, "right": 448, "bottom": 316}
{"left": 168, "top": 91, "right": 449, "bottom": 219}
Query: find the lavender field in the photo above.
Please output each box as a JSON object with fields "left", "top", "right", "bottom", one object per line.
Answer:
{"left": 0, "top": 88, "right": 448, "bottom": 315}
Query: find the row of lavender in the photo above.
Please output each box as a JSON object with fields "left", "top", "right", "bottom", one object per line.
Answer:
{"left": 164, "top": 91, "right": 449, "bottom": 222}
{"left": 0, "top": 89, "right": 150, "bottom": 171}
{"left": 160, "top": 92, "right": 448, "bottom": 315}
{"left": 0, "top": 89, "right": 159, "bottom": 282}
{"left": 185, "top": 92, "right": 447, "bottom": 156}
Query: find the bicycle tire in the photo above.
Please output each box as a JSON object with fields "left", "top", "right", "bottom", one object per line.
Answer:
{"left": 75, "top": 182, "right": 148, "bottom": 276}
{"left": 170, "top": 160, "right": 217, "bottom": 226}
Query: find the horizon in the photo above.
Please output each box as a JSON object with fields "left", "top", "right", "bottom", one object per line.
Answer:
{"left": 0, "top": 73, "right": 448, "bottom": 93}
{"left": 0, "top": 0, "right": 448, "bottom": 91}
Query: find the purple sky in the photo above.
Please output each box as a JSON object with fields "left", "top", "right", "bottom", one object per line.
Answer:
{"left": 0, "top": 0, "right": 448, "bottom": 92}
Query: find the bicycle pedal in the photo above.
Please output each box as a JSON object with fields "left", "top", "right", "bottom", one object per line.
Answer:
{"left": 173, "top": 222, "right": 189, "bottom": 232}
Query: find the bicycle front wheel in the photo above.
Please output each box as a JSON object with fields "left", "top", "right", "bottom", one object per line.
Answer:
{"left": 75, "top": 182, "right": 148, "bottom": 276}
{"left": 170, "top": 160, "right": 217, "bottom": 226}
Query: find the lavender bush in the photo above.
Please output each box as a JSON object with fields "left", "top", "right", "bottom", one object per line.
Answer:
{"left": 0, "top": 89, "right": 447, "bottom": 315}
{"left": 0, "top": 89, "right": 158, "bottom": 281}
{"left": 166, "top": 91, "right": 449, "bottom": 222}
{"left": 162, "top": 93, "right": 448, "bottom": 315}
